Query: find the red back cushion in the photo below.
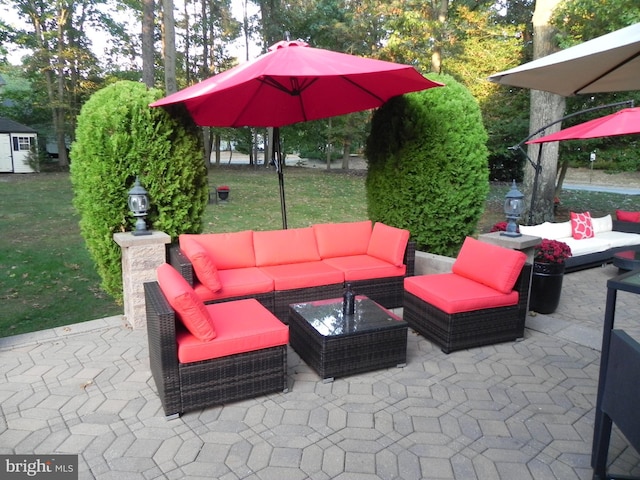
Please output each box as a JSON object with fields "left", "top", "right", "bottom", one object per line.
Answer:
{"left": 156, "top": 263, "right": 216, "bottom": 341}
{"left": 178, "top": 237, "right": 222, "bottom": 292}
{"left": 180, "top": 231, "right": 256, "bottom": 270}
{"left": 570, "top": 211, "right": 595, "bottom": 239}
{"left": 313, "top": 221, "right": 372, "bottom": 258}
{"left": 616, "top": 209, "right": 640, "bottom": 223}
{"left": 254, "top": 227, "right": 321, "bottom": 266}
{"left": 452, "top": 237, "right": 526, "bottom": 294}
{"left": 366, "top": 223, "right": 410, "bottom": 267}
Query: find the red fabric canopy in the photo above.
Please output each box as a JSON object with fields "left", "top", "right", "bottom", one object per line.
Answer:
{"left": 527, "top": 107, "right": 640, "bottom": 144}
{"left": 150, "top": 40, "right": 442, "bottom": 128}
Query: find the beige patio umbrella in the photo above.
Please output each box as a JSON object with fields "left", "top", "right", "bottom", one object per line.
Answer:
{"left": 488, "top": 22, "right": 640, "bottom": 96}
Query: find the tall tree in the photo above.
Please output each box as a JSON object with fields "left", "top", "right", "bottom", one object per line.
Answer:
{"left": 522, "top": 0, "right": 565, "bottom": 225}
{"left": 142, "top": 0, "right": 155, "bottom": 87}
{"left": 163, "top": 0, "right": 177, "bottom": 93}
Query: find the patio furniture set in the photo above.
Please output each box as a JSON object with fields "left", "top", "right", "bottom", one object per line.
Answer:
{"left": 144, "top": 221, "right": 531, "bottom": 418}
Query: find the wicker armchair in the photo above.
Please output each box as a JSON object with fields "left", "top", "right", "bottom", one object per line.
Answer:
{"left": 144, "top": 281, "right": 288, "bottom": 419}
{"left": 403, "top": 237, "right": 530, "bottom": 354}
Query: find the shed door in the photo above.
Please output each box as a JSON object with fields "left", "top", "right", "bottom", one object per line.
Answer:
{"left": 0, "top": 134, "right": 13, "bottom": 172}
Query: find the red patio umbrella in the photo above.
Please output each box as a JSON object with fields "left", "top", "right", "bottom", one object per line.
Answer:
{"left": 150, "top": 40, "right": 443, "bottom": 228}
{"left": 526, "top": 107, "right": 640, "bottom": 144}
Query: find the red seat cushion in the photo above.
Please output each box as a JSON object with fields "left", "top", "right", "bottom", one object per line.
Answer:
{"left": 452, "top": 237, "right": 526, "bottom": 294}
{"left": 323, "top": 255, "right": 406, "bottom": 281}
{"left": 259, "top": 262, "right": 344, "bottom": 290}
{"left": 156, "top": 263, "right": 216, "bottom": 341}
{"left": 192, "top": 267, "right": 274, "bottom": 302}
{"left": 176, "top": 299, "right": 289, "bottom": 363}
{"left": 404, "top": 274, "right": 520, "bottom": 314}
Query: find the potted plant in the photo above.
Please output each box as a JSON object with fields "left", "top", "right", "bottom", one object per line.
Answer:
{"left": 216, "top": 185, "right": 230, "bottom": 202}
{"left": 529, "top": 239, "right": 572, "bottom": 314}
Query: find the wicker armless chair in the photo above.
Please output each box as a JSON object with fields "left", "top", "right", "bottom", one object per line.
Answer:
{"left": 403, "top": 237, "right": 530, "bottom": 354}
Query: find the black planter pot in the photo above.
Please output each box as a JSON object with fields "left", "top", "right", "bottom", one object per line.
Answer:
{"left": 529, "top": 261, "right": 565, "bottom": 314}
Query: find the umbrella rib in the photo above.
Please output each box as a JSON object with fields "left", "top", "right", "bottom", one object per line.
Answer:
{"left": 574, "top": 50, "right": 640, "bottom": 95}
{"left": 259, "top": 76, "right": 318, "bottom": 96}
{"left": 341, "top": 76, "right": 385, "bottom": 103}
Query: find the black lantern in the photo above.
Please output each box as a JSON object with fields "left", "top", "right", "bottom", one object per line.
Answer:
{"left": 127, "top": 177, "right": 151, "bottom": 236}
{"left": 501, "top": 180, "right": 524, "bottom": 238}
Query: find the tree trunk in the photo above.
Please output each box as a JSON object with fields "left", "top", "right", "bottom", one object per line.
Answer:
{"left": 163, "top": 0, "right": 177, "bottom": 94}
{"left": 55, "top": 5, "right": 69, "bottom": 167}
{"left": 342, "top": 140, "right": 351, "bottom": 170}
{"left": 142, "top": 0, "right": 155, "bottom": 88}
{"left": 522, "top": 0, "right": 565, "bottom": 225}
{"left": 431, "top": 0, "right": 448, "bottom": 73}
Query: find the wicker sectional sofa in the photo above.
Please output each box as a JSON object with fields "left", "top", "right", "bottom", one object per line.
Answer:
{"left": 169, "top": 221, "right": 416, "bottom": 322}
{"left": 519, "top": 214, "right": 640, "bottom": 272}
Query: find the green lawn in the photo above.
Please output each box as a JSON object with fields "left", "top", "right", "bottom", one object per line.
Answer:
{"left": 0, "top": 166, "right": 635, "bottom": 337}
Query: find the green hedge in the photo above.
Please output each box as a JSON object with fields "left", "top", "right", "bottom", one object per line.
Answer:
{"left": 365, "top": 73, "right": 489, "bottom": 257}
{"left": 70, "top": 81, "right": 208, "bottom": 303}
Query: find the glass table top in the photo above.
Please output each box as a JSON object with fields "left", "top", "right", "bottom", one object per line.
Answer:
{"left": 290, "top": 296, "right": 406, "bottom": 337}
{"left": 608, "top": 269, "right": 640, "bottom": 294}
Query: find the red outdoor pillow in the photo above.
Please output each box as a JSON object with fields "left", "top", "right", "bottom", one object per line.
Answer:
{"left": 366, "top": 223, "right": 410, "bottom": 267}
{"left": 570, "top": 211, "right": 595, "bottom": 239}
{"left": 156, "top": 263, "right": 216, "bottom": 341}
{"left": 616, "top": 209, "right": 640, "bottom": 223}
{"left": 452, "top": 237, "right": 526, "bottom": 294}
{"left": 179, "top": 236, "right": 222, "bottom": 292}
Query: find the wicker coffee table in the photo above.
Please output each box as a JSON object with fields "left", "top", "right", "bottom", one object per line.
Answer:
{"left": 288, "top": 296, "right": 408, "bottom": 382}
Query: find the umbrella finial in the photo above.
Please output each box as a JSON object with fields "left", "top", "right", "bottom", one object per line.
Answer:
{"left": 284, "top": 31, "right": 290, "bottom": 41}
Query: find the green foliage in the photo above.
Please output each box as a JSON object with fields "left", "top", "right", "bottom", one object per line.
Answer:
{"left": 70, "top": 80, "right": 208, "bottom": 303}
{"left": 552, "top": 0, "right": 640, "bottom": 46}
{"left": 365, "top": 74, "right": 489, "bottom": 256}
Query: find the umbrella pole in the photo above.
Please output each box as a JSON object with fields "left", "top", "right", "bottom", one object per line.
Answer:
{"left": 273, "top": 127, "right": 288, "bottom": 229}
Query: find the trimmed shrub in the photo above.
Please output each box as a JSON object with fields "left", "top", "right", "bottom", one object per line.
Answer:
{"left": 70, "top": 80, "right": 208, "bottom": 303}
{"left": 365, "top": 73, "right": 489, "bottom": 257}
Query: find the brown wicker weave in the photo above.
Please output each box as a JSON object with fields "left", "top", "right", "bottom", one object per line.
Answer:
{"left": 403, "top": 263, "right": 532, "bottom": 354}
{"left": 144, "top": 281, "right": 288, "bottom": 418}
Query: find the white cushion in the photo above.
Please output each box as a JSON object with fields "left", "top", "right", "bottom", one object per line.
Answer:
{"left": 519, "top": 221, "right": 571, "bottom": 240}
{"left": 597, "top": 231, "right": 640, "bottom": 248}
{"left": 592, "top": 214, "right": 612, "bottom": 234}
{"left": 562, "top": 237, "right": 610, "bottom": 256}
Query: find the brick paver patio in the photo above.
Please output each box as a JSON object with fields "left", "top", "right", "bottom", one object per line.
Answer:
{"left": 1, "top": 263, "right": 639, "bottom": 479}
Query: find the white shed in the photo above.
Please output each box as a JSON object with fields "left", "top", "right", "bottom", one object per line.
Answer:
{"left": 0, "top": 117, "right": 38, "bottom": 173}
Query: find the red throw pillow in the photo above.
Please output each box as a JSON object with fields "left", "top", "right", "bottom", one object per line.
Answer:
{"left": 570, "top": 211, "right": 594, "bottom": 239}
{"left": 180, "top": 237, "right": 222, "bottom": 292}
{"left": 616, "top": 209, "right": 640, "bottom": 223}
{"left": 156, "top": 263, "right": 216, "bottom": 341}
{"left": 367, "top": 223, "right": 410, "bottom": 267}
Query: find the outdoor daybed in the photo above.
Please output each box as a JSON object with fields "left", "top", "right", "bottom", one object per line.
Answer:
{"left": 519, "top": 213, "right": 640, "bottom": 272}
{"left": 169, "top": 221, "right": 415, "bottom": 322}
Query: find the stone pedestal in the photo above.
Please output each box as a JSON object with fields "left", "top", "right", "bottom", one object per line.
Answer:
{"left": 114, "top": 231, "right": 171, "bottom": 329}
{"left": 477, "top": 232, "right": 541, "bottom": 262}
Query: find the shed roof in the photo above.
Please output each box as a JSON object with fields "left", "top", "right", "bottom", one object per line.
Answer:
{"left": 0, "top": 117, "right": 37, "bottom": 134}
